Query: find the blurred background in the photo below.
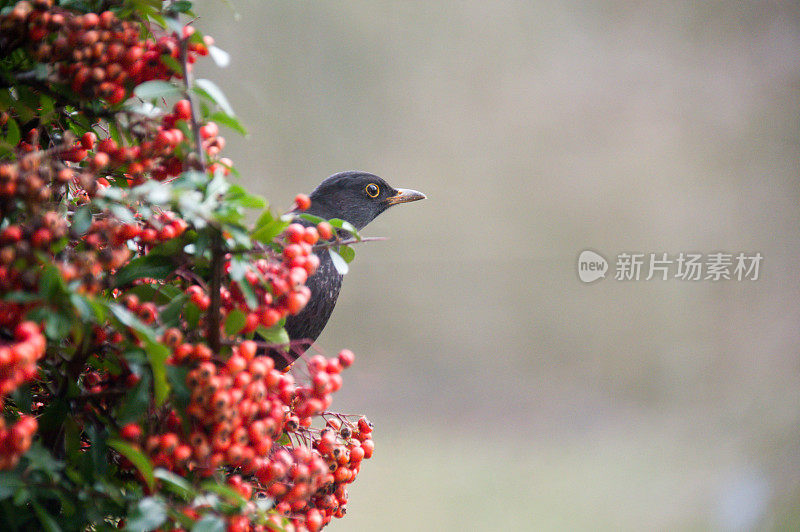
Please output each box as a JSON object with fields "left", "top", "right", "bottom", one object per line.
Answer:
{"left": 194, "top": 1, "right": 800, "bottom": 529}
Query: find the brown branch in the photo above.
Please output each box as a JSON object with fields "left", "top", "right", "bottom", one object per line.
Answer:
{"left": 207, "top": 230, "right": 223, "bottom": 352}
{"left": 177, "top": 23, "right": 206, "bottom": 172}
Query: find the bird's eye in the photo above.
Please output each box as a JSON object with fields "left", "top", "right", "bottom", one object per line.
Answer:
{"left": 365, "top": 183, "right": 380, "bottom": 198}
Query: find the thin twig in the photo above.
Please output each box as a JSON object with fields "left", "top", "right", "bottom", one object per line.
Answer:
{"left": 312, "top": 236, "right": 388, "bottom": 249}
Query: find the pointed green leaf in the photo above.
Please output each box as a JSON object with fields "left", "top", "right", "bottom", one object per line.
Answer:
{"left": 4, "top": 117, "right": 20, "bottom": 147}
{"left": 224, "top": 309, "right": 247, "bottom": 336}
{"left": 338, "top": 244, "right": 355, "bottom": 263}
{"left": 194, "top": 79, "right": 234, "bottom": 116}
{"left": 154, "top": 468, "right": 195, "bottom": 499}
{"left": 256, "top": 323, "right": 289, "bottom": 345}
{"left": 210, "top": 111, "right": 246, "bottom": 136}
{"left": 133, "top": 80, "right": 180, "bottom": 100}
{"left": 125, "top": 496, "right": 167, "bottom": 531}
{"left": 70, "top": 205, "right": 92, "bottom": 236}
{"left": 114, "top": 255, "right": 176, "bottom": 287}
{"left": 144, "top": 339, "right": 170, "bottom": 406}
{"left": 191, "top": 515, "right": 226, "bottom": 532}
{"left": 31, "top": 500, "right": 62, "bottom": 532}
{"left": 108, "top": 440, "right": 155, "bottom": 492}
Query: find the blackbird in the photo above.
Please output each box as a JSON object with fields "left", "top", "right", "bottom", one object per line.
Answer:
{"left": 272, "top": 171, "right": 425, "bottom": 368}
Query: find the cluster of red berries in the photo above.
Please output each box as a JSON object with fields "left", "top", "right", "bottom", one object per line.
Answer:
{"left": 0, "top": 322, "right": 45, "bottom": 470}
{"left": 0, "top": 211, "right": 67, "bottom": 295}
{"left": 0, "top": 321, "right": 45, "bottom": 397}
{"left": 136, "top": 210, "right": 190, "bottom": 246}
{"left": 116, "top": 340, "right": 370, "bottom": 530}
{"left": 182, "top": 222, "right": 322, "bottom": 337}
{"left": 56, "top": 105, "right": 225, "bottom": 191}
{"left": 0, "top": 0, "right": 208, "bottom": 104}
{"left": 0, "top": 148, "right": 79, "bottom": 207}
{"left": 121, "top": 340, "right": 290, "bottom": 476}
{"left": 0, "top": 415, "right": 37, "bottom": 471}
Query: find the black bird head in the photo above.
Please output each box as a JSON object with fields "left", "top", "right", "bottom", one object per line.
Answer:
{"left": 305, "top": 171, "right": 426, "bottom": 230}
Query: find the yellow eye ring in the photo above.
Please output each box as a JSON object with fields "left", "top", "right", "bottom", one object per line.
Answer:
{"left": 365, "top": 183, "right": 380, "bottom": 198}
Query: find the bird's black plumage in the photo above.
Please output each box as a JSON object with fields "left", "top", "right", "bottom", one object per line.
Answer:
{"left": 272, "top": 171, "right": 425, "bottom": 368}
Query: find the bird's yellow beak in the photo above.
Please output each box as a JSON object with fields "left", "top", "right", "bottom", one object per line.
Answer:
{"left": 386, "top": 188, "right": 426, "bottom": 205}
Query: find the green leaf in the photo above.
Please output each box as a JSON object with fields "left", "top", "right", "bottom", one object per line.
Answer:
{"left": 154, "top": 469, "right": 195, "bottom": 499}
{"left": 4, "top": 117, "right": 20, "bottom": 147}
{"left": 125, "top": 497, "right": 167, "bottom": 532}
{"left": 114, "top": 255, "right": 176, "bottom": 287}
{"left": 199, "top": 481, "right": 247, "bottom": 506}
{"left": 159, "top": 54, "right": 182, "bottom": 75}
{"left": 329, "top": 249, "right": 349, "bottom": 275}
{"left": 38, "top": 264, "right": 67, "bottom": 301}
{"left": 160, "top": 293, "right": 188, "bottom": 327}
{"left": 108, "top": 440, "right": 155, "bottom": 493}
{"left": 71, "top": 205, "right": 92, "bottom": 235}
{"left": 69, "top": 293, "right": 93, "bottom": 320}
{"left": 107, "top": 303, "right": 156, "bottom": 342}
{"left": 338, "top": 244, "right": 355, "bottom": 263}
{"left": 31, "top": 500, "right": 62, "bottom": 532}
{"left": 254, "top": 208, "right": 274, "bottom": 229}
{"left": 252, "top": 218, "right": 289, "bottom": 244}
{"left": 166, "top": 365, "right": 190, "bottom": 417}
{"left": 226, "top": 184, "right": 264, "bottom": 208}
{"left": 256, "top": 323, "right": 289, "bottom": 345}
{"left": 44, "top": 312, "right": 71, "bottom": 339}
{"left": 117, "top": 370, "right": 151, "bottom": 425}
{"left": 133, "top": 80, "right": 180, "bottom": 101}
{"left": 86, "top": 424, "right": 108, "bottom": 477}
{"left": 298, "top": 213, "right": 325, "bottom": 225}
{"left": 191, "top": 514, "right": 226, "bottom": 532}
{"left": 165, "top": 0, "right": 194, "bottom": 15}
{"left": 224, "top": 309, "right": 247, "bottom": 336}
{"left": 39, "top": 93, "right": 55, "bottom": 115}
{"left": 3, "top": 291, "right": 40, "bottom": 303}
{"left": 194, "top": 79, "right": 235, "bottom": 116}
{"left": 144, "top": 339, "right": 170, "bottom": 406}
{"left": 329, "top": 218, "right": 359, "bottom": 238}
{"left": 210, "top": 111, "right": 246, "bottom": 136}
{"left": 205, "top": 171, "right": 229, "bottom": 199}
{"left": 0, "top": 471, "right": 23, "bottom": 499}
{"left": 237, "top": 277, "right": 258, "bottom": 310}
{"left": 24, "top": 443, "right": 64, "bottom": 476}
{"left": 184, "top": 301, "right": 201, "bottom": 329}
{"left": 110, "top": 204, "right": 135, "bottom": 224}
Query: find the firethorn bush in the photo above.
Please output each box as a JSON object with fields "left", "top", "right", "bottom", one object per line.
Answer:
{"left": 0, "top": 1, "right": 374, "bottom": 530}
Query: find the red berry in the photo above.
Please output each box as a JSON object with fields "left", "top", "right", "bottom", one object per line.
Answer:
{"left": 120, "top": 423, "right": 142, "bottom": 442}
{"left": 338, "top": 349, "right": 355, "bottom": 368}
{"left": 0, "top": 225, "right": 22, "bottom": 244}
{"left": 294, "top": 193, "right": 311, "bottom": 211}
{"left": 284, "top": 223, "right": 305, "bottom": 244}
{"left": 199, "top": 122, "right": 218, "bottom": 139}
{"left": 317, "top": 221, "right": 333, "bottom": 240}
{"left": 360, "top": 439, "right": 374, "bottom": 459}
{"left": 173, "top": 99, "right": 192, "bottom": 120}
{"left": 31, "top": 228, "right": 51, "bottom": 248}
{"left": 80, "top": 132, "right": 97, "bottom": 150}
{"left": 302, "top": 226, "right": 319, "bottom": 244}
